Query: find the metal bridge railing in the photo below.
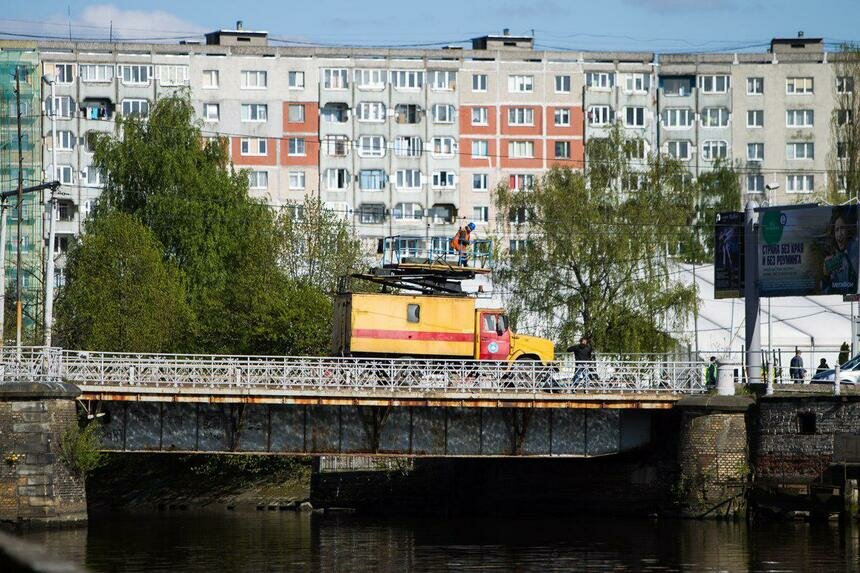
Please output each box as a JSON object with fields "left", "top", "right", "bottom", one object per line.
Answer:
{"left": 0, "top": 346, "right": 63, "bottom": 384}
{"left": 56, "top": 350, "right": 706, "bottom": 395}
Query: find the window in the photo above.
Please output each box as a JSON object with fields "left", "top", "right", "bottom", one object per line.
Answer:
{"left": 83, "top": 131, "right": 98, "bottom": 152}
{"left": 472, "top": 74, "right": 487, "bottom": 92}
{"left": 747, "top": 175, "right": 764, "bottom": 193}
{"left": 323, "top": 68, "right": 348, "bottom": 89}
{"left": 288, "top": 71, "right": 304, "bottom": 89}
{"left": 240, "top": 138, "right": 267, "bottom": 156}
{"left": 432, "top": 170, "right": 456, "bottom": 188}
{"left": 700, "top": 75, "right": 729, "bottom": 93}
{"left": 432, "top": 104, "right": 456, "bottom": 124}
{"left": 288, "top": 137, "right": 306, "bottom": 156}
{"left": 430, "top": 70, "right": 456, "bottom": 90}
{"left": 324, "top": 168, "right": 350, "bottom": 190}
{"left": 662, "top": 77, "right": 693, "bottom": 96}
{"left": 288, "top": 104, "right": 305, "bottom": 123}
{"left": 701, "top": 107, "right": 729, "bottom": 127}
{"left": 787, "top": 174, "right": 814, "bottom": 193}
{"left": 248, "top": 171, "right": 268, "bottom": 189}
{"left": 555, "top": 75, "right": 571, "bottom": 93}
{"left": 702, "top": 140, "right": 728, "bottom": 160}
{"left": 47, "top": 96, "right": 74, "bottom": 119}
{"left": 357, "top": 135, "right": 385, "bottom": 157}
{"left": 586, "top": 72, "right": 614, "bottom": 89}
{"left": 667, "top": 140, "right": 691, "bottom": 160}
{"left": 473, "top": 173, "right": 489, "bottom": 191}
{"left": 624, "top": 106, "right": 646, "bottom": 127}
{"left": 471, "top": 140, "right": 489, "bottom": 158}
{"left": 508, "top": 75, "right": 534, "bottom": 93}
{"left": 240, "top": 70, "right": 267, "bottom": 89}
{"left": 158, "top": 65, "right": 188, "bottom": 86}
{"left": 241, "top": 103, "right": 267, "bottom": 122}
{"left": 837, "top": 109, "right": 854, "bottom": 126}
{"left": 472, "top": 107, "right": 488, "bottom": 126}
{"left": 394, "top": 136, "right": 422, "bottom": 157}
{"left": 786, "top": 77, "right": 814, "bottom": 94}
{"left": 510, "top": 239, "right": 531, "bottom": 253}
{"left": 746, "top": 109, "right": 764, "bottom": 128}
{"left": 431, "top": 205, "right": 456, "bottom": 224}
{"left": 51, "top": 130, "right": 74, "bottom": 151}
{"left": 473, "top": 206, "right": 489, "bottom": 223}
{"left": 625, "top": 139, "right": 648, "bottom": 160}
{"left": 395, "top": 169, "right": 422, "bottom": 190}
{"left": 359, "top": 204, "right": 385, "bottom": 224}
{"left": 79, "top": 64, "right": 113, "bottom": 83}
{"left": 554, "top": 108, "right": 570, "bottom": 126}
{"left": 359, "top": 169, "right": 386, "bottom": 191}
{"left": 663, "top": 108, "right": 693, "bottom": 128}
{"left": 509, "top": 174, "right": 535, "bottom": 191}
{"left": 625, "top": 73, "right": 649, "bottom": 93}
{"left": 289, "top": 171, "right": 306, "bottom": 190}
{"left": 837, "top": 76, "right": 855, "bottom": 94}
{"left": 838, "top": 141, "right": 849, "bottom": 160}
{"left": 555, "top": 141, "right": 570, "bottom": 159}
{"left": 119, "top": 64, "right": 151, "bottom": 86}
{"left": 85, "top": 167, "right": 102, "bottom": 187}
{"left": 508, "top": 141, "right": 535, "bottom": 159}
{"left": 786, "top": 142, "right": 814, "bottom": 160}
{"left": 391, "top": 70, "right": 424, "bottom": 90}
{"left": 203, "top": 103, "right": 220, "bottom": 121}
{"left": 202, "top": 69, "right": 219, "bottom": 89}
{"left": 747, "top": 77, "right": 764, "bottom": 95}
{"left": 432, "top": 137, "right": 457, "bottom": 157}
{"left": 588, "top": 105, "right": 613, "bottom": 126}
{"left": 54, "top": 165, "right": 73, "bottom": 184}
{"left": 356, "top": 102, "right": 386, "bottom": 122}
{"left": 355, "top": 69, "right": 387, "bottom": 90}
{"left": 786, "top": 109, "right": 814, "bottom": 127}
{"left": 55, "top": 63, "right": 74, "bottom": 83}
{"left": 121, "top": 99, "right": 149, "bottom": 117}
{"left": 323, "top": 135, "right": 349, "bottom": 157}
{"left": 321, "top": 103, "right": 349, "bottom": 123}
{"left": 393, "top": 203, "right": 423, "bottom": 220}
{"left": 747, "top": 143, "right": 764, "bottom": 161}
{"left": 394, "top": 104, "right": 421, "bottom": 124}
{"left": 508, "top": 107, "right": 534, "bottom": 126}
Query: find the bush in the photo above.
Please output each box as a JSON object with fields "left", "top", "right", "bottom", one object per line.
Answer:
{"left": 59, "top": 422, "right": 105, "bottom": 478}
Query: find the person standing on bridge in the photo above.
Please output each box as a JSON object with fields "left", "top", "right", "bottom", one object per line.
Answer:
{"left": 568, "top": 337, "right": 595, "bottom": 386}
{"left": 450, "top": 222, "right": 475, "bottom": 267}
{"left": 705, "top": 356, "right": 718, "bottom": 388}
{"left": 790, "top": 349, "right": 805, "bottom": 384}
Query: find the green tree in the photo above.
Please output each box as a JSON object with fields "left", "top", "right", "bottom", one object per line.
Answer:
{"left": 88, "top": 92, "right": 327, "bottom": 354}
{"left": 683, "top": 158, "right": 743, "bottom": 263}
{"left": 495, "top": 126, "right": 698, "bottom": 353}
{"left": 828, "top": 44, "right": 860, "bottom": 202}
{"left": 277, "top": 197, "right": 368, "bottom": 296}
{"left": 54, "top": 211, "right": 190, "bottom": 352}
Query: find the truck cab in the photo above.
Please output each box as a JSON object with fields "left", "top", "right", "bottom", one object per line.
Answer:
{"left": 475, "top": 309, "right": 553, "bottom": 361}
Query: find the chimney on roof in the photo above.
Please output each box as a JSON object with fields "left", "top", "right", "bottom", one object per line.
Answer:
{"left": 237, "top": 20, "right": 244, "bottom": 31}
{"left": 798, "top": 30, "right": 804, "bottom": 37}
{"left": 503, "top": 28, "right": 510, "bottom": 36}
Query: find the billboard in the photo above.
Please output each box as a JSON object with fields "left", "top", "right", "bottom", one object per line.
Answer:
{"left": 758, "top": 205, "right": 860, "bottom": 297}
{"left": 714, "top": 211, "right": 745, "bottom": 299}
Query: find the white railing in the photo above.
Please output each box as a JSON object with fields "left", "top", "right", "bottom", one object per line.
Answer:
{"left": 0, "top": 346, "right": 63, "bottom": 383}
{"left": 58, "top": 350, "right": 705, "bottom": 395}
{"left": 0, "top": 347, "right": 706, "bottom": 394}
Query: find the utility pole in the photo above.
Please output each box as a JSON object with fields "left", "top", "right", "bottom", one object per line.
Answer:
{"left": 0, "top": 198, "right": 7, "bottom": 346}
{"left": 14, "top": 68, "right": 23, "bottom": 353}
{"left": 43, "top": 75, "right": 57, "bottom": 347}
{"left": 744, "top": 200, "right": 763, "bottom": 391}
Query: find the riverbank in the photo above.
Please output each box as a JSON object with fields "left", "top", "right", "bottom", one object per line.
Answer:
{"left": 86, "top": 454, "right": 312, "bottom": 513}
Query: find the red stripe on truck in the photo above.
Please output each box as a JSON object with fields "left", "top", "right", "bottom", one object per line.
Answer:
{"left": 353, "top": 328, "right": 474, "bottom": 342}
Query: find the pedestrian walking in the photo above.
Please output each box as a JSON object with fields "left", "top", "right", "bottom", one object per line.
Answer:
{"left": 567, "top": 337, "right": 594, "bottom": 385}
{"left": 705, "top": 356, "right": 718, "bottom": 387}
{"left": 790, "top": 349, "right": 805, "bottom": 383}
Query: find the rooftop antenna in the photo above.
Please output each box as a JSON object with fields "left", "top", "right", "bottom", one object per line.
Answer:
{"left": 67, "top": 5, "right": 72, "bottom": 41}
{"left": 109, "top": 20, "right": 113, "bottom": 43}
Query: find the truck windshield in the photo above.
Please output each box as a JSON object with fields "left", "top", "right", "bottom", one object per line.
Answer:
{"left": 498, "top": 314, "right": 509, "bottom": 332}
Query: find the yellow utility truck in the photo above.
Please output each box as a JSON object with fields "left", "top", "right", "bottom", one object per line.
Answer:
{"left": 332, "top": 292, "right": 554, "bottom": 362}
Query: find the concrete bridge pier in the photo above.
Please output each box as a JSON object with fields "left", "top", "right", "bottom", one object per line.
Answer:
{"left": 676, "top": 395, "right": 753, "bottom": 519}
{"left": 0, "top": 380, "right": 88, "bottom": 528}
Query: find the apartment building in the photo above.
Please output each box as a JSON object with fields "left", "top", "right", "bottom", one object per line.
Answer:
{"left": 0, "top": 28, "right": 851, "bottom": 289}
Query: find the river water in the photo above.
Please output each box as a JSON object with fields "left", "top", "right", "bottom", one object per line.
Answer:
{"left": 22, "top": 512, "right": 860, "bottom": 572}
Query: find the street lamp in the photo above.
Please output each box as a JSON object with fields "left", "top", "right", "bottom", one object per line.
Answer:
{"left": 763, "top": 183, "right": 779, "bottom": 381}
{"left": 41, "top": 74, "right": 59, "bottom": 348}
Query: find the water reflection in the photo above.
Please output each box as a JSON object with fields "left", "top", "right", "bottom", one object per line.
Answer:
{"left": 21, "top": 513, "right": 860, "bottom": 572}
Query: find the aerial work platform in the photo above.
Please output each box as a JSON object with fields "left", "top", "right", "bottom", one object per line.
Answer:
{"left": 380, "top": 235, "right": 494, "bottom": 272}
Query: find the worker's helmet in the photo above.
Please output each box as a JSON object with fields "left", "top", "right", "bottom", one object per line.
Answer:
{"left": 467, "top": 222, "right": 476, "bottom": 231}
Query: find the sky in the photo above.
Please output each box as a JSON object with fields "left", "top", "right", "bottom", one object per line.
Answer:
{"left": 1, "top": 0, "right": 859, "bottom": 53}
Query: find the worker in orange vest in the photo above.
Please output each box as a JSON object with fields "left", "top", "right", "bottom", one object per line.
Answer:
{"left": 450, "top": 222, "right": 476, "bottom": 266}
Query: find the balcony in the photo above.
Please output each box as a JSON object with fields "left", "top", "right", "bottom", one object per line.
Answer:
{"left": 81, "top": 97, "right": 115, "bottom": 121}
{"left": 321, "top": 103, "right": 350, "bottom": 124}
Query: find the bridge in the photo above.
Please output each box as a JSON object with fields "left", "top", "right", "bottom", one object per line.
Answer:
{"left": 1, "top": 347, "right": 705, "bottom": 458}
